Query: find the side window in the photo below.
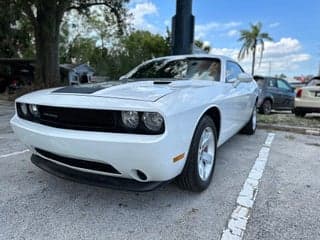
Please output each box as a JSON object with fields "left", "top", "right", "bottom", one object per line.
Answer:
{"left": 226, "top": 61, "right": 244, "bottom": 82}
{"left": 277, "top": 79, "right": 291, "bottom": 91}
{"left": 267, "top": 79, "right": 276, "bottom": 87}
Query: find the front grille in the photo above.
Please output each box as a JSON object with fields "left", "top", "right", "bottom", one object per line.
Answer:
{"left": 37, "top": 105, "right": 117, "bottom": 132}
{"left": 35, "top": 148, "right": 120, "bottom": 175}
{"left": 16, "top": 103, "right": 165, "bottom": 134}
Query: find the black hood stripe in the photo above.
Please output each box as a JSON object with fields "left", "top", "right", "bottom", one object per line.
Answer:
{"left": 53, "top": 86, "right": 105, "bottom": 94}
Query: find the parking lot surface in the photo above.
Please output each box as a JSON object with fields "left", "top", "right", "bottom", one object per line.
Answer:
{"left": 0, "top": 101, "right": 319, "bottom": 240}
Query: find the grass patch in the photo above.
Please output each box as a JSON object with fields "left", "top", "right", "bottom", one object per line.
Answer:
{"left": 257, "top": 111, "right": 320, "bottom": 129}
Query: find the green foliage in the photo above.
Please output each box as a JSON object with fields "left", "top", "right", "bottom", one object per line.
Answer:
{"left": 92, "top": 30, "right": 170, "bottom": 80}
{"left": 0, "top": 1, "right": 34, "bottom": 58}
{"left": 238, "top": 22, "right": 273, "bottom": 75}
{"left": 2, "top": 0, "right": 171, "bottom": 85}
{"left": 120, "top": 30, "right": 170, "bottom": 73}
{"left": 11, "top": 0, "right": 130, "bottom": 87}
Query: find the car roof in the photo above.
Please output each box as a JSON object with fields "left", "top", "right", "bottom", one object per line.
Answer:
{"left": 254, "top": 75, "right": 287, "bottom": 80}
{"left": 148, "top": 54, "right": 235, "bottom": 63}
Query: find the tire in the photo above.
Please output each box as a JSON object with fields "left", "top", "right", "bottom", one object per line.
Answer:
{"left": 294, "top": 109, "right": 306, "bottom": 117}
{"left": 240, "top": 106, "right": 257, "bottom": 135}
{"left": 259, "top": 99, "right": 272, "bottom": 114}
{"left": 176, "top": 115, "right": 217, "bottom": 192}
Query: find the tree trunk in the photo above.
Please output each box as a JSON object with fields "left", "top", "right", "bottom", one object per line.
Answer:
{"left": 251, "top": 42, "right": 256, "bottom": 76}
{"left": 34, "top": 2, "right": 62, "bottom": 88}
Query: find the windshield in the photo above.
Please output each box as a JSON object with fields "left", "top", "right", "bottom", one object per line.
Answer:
{"left": 307, "top": 78, "right": 320, "bottom": 86}
{"left": 128, "top": 58, "right": 221, "bottom": 81}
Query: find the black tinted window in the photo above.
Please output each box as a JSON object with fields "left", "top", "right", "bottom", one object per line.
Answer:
{"left": 129, "top": 58, "right": 221, "bottom": 81}
{"left": 277, "top": 79, "right": 291, "bottom": 90}
{"left": 267, "top": 79, "right": 276, "bottom": 87}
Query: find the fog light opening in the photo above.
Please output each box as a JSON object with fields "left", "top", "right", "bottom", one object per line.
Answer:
{"left": 131, "top": 169, "right": 148, "bottom": 182}
{"left": 137, "top": 170, "right": 147, "bottom": 181}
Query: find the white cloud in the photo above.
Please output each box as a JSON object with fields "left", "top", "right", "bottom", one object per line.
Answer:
{"left": 203, "top": 41, "right": 211, "bottom": 48}
{"left": 210, "top": 47, "right": 239, "bottom": 59}
{"left": 227, "top": 29, "right": 239, "bottom": 37}
{"left": 209, "top": 38, "right": 311, "bottom": 76}
{"left": 128, "top": 2, "right": 159, "bottom": 32}
{"left": 195, "top": 21, "right": 242, "bottom": 39}
{"left": 262, "top": 38, "right": 301, "bottom": 57}
{"left": 269, "top": 22, "right": 280, "bottom": 28}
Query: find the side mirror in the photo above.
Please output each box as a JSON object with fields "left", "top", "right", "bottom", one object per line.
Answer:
{"left": 237, "top": 73, "right": 253, "bottom": 82}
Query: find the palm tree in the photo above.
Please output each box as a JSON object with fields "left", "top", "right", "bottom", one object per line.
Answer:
{"left": 194, "top": 40, "right": 211, "bottom": 53}
{"left": 238, "top": 22, "right": 273, "bottom": 75}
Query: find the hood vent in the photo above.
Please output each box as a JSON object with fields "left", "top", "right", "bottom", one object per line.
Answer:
{"left": 153, "top": 81, "right": 172, "bottom": 85}
{"left": 53, "top": 86, "right": 105, "bottom": 94}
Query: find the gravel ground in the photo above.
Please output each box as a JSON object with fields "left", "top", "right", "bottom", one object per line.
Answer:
{"left": 244, "top": 132, "right": 320, "bottom": 240}
{"left": 1, "top": 101, "right": 319, "bottom": 240}
{"left": 0, "top": 100, "right": 266, "bottom": 240}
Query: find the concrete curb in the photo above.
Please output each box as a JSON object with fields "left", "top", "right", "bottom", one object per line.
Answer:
{"left": 257, "top": 123, "right": 320, "bottom": 136}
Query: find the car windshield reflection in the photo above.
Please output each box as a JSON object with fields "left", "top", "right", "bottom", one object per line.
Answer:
{"left": 127, "top": 58, "right": 221, "bottom": 82}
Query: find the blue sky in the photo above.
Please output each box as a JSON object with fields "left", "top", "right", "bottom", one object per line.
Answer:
{"left": 128, "top": 0, "right": 320, "bottom": 77}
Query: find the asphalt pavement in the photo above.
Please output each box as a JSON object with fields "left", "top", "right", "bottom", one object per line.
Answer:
{"left": 0, "top": 101, "right": 319, "bottom": 240}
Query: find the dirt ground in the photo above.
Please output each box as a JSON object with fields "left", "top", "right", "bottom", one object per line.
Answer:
{"left": 257, "top": 111, "right": 320, "bottom": 129}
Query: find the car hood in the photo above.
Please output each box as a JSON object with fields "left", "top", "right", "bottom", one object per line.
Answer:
{"left": 50, "top": 80, "right": 211, "bottom": 102}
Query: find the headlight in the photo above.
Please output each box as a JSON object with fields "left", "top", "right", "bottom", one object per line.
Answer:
{"left": 121, "top": 111, "right": 139, "bottom": 129}
{"left": 20, "top": 103, "right": 28, "bottom": 116}
{"left": 29, "top": 104, "right": 39, "bottom": 117}
{"left": 142, "top": 112, "right": 164, "bottom": 132}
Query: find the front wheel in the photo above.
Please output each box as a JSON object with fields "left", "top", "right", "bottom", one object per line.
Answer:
{"left": 176, "top": 116, "right": 217, "bottom": 192}
{"left": 240, "top": 106, "right": 257, "bottom": 135}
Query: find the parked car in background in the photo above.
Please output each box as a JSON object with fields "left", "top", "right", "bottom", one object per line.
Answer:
{"left": 294, "top": 76, "right": 320, "bottom": 117}
{"left": 11, "top": 54, "right": 258, "bottom": 192}
{"left": 0, "top": 74, "right": 9, "bottom": 93}
{"left": 289, "top": 81, "right": 306, "bottom": 90}
{"left": 254, "top": 76, "right": 295, "bottom": 114}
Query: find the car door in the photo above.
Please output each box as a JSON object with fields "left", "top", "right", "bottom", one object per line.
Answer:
{"left": 223, "top": 61, "right": 251, "bottom": 133}
{"left": 276, "top": 79, "right": 295, "bottom": 109}
{"left": 266, "top": 78, "right": 282, "bottom": 109}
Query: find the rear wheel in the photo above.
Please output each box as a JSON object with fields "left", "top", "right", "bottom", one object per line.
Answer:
{"left": 176, "top": 116, "right": 217, "bottom": 192}
{"left": 259, "top": 99, "right": 272, "bottom": 114}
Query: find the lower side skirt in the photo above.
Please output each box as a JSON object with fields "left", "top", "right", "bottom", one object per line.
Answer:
{"left": 31, "top": 154, "right": 170, "bottom": 192}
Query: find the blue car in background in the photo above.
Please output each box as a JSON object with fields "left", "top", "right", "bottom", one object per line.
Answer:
{"left": 254, "top": 76, "right": 295, "bottom": 114}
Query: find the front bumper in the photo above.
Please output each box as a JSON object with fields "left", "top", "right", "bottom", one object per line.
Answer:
{"left": 31, "top": 154, "right": 169, "bottom": 191}
{"left": 10, "top": 115, "right": 187, "bottom": 182}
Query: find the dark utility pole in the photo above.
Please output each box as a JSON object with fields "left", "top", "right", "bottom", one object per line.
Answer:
{"left": 171, "top": 0, "right": 194, "bottom": 55}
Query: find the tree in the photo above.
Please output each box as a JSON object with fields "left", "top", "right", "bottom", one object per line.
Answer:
{"left": 238, "top": 22, "right": 273, "bottom": 75}
{"left": 119, "top": 30, "right": 170, "bottom": 75}
{"left": 14, "top": 0, "right": 129, "bottom": 87}
{"left": 0, "top": 1, "right": 34, "bottom": 58}
{"left": 194, "top": 40, "right": 211, "bottom": 53}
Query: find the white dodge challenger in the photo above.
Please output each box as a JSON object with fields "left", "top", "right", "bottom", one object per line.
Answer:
{"left": 11, "top": 54, "right": 258, "bottom": 192}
